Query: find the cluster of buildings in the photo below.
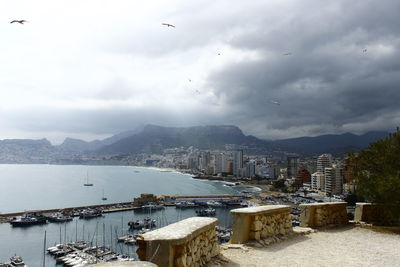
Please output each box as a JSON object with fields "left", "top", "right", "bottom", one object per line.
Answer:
{"left": 121, "top": 146, "right": 353, "bottom": 197}
{"left": 187, "top": 149, "right": 280, "bottom": 179}
{"left": 286, "top": 154, "right": 349, "bottom": 196}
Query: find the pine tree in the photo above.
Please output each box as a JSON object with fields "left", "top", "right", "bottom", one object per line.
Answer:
{"left": 350, "top": 128, "right": 400, "bottom": 220}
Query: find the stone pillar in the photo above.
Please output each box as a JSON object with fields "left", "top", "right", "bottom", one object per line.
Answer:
{"left": 300, "top": 202, "right": 348, "bottom": 228}
{"left": 355, "top": 202, "right": 399, "bottom": 225}
{"left": 230, "top": 205, "right": 292, "bottom": 244}
{"left": 136, "top": 217, "right": 219, "bottom": 267}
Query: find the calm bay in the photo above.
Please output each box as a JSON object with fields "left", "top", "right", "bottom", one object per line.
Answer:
{"left": 0, "top": 164, "right": 247, "bottom": 266}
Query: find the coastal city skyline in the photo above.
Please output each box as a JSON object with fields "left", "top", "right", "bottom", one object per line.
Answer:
{"left": 1, "top": 0, "right": 400, "bottom": 144}
{"left": 1, "top": 1, "right": 399, "bottom": 266}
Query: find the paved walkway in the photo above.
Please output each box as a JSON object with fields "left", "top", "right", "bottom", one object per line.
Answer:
{"left": 215, "top": 226, "right": 400, "bottom": 267}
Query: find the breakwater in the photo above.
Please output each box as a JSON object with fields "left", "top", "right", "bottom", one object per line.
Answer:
{"left": 0, "top": 194, "right": 241, "bottom": 223}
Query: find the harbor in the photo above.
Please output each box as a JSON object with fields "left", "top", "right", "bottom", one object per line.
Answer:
{"left": 0, "top": 194, "right": 245, "bottom": 224}
{"left": 0, "top": 165, "right": 329, "bottom": 266}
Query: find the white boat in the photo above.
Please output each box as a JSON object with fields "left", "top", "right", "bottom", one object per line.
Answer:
{"left": 6, "top": 256, "right": 28, "bottom": 267}
{"left": 206, "top": 200, "right": 224, "bottom": 207}
{"left": 196, "top": 208, "right": 216, "bottom": 216}
{"left": 128, "top": 217, "right": 156, "bottom": 229}
{"left": 83, "top": 171, "right": 93, "bottom": 186}
{"left": 175, "top": 201, "right": 198, "bottom": 208}
{"left": 102, "top": 189, "right": 107, "bottom": 201}
{"left": 141, "top": 203, "right": 164, "bottom": 210}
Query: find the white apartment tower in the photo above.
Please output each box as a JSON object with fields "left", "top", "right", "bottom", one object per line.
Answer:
{"left": 214, "top": 153, "right": 227, "bottom": 174}
{"left": 311, "top": 172, "right": 325, "bottom": 190}
{"left": 317, "top": 154, "right": 332, "bottom": 172}
{"left": 324, "top": 164, "right": 344, "bottom": 195}
{"left": 233, "top": 150, "right": 243, "bottom": 177}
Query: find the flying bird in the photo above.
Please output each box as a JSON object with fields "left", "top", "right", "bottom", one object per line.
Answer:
{"left": 217, "top": 53, "right": 221, "bottom": 55}
{"left": 270, "top": 100, "right": 280, "bottom": 105}
{"left": 283, "top": 52, "right": 292, "bottom": 56}
{"left": 188, "top": 79, "right": 192, "bottom": 82}
{"left": 362, "top": 48, "right": 367, "bottom": 53}
{"left": 162, "top": 23, "right": 175, "bottom": 28}
{"left": 10, "top": 20, "right": 27, "bottom": 24}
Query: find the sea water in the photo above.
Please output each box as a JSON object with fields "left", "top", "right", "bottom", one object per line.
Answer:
{"left": 0, "top": 164, "right": 251, "bottom": 266}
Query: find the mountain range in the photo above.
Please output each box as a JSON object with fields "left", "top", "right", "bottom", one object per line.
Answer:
{"left": 0, "top": 125, "right": 390, "bottom": 163}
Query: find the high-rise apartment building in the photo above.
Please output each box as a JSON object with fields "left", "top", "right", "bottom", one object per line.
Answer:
{"left": 214, "top": 152, "right": 228, "bottom": 174}
{"left": 317, "top": 154, "right": 332, "bottom": 172}
{"left": 311, "top": 172, "right": 325, "bottom": 190}
{"left": 324, "top": 164, "right": 344, "bottom": 195}
{"left": 287, "top": 156, "right": 300, "bottom": 178}
{"left": 233, "top": 150, "right": 243, "bottom": 177}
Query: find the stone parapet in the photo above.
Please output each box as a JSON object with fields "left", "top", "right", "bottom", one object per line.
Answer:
{"left": 355, "top": 202, "right": 399, "bottom": 225}
{"left": 92, "top": 262, "right": 157, "bottom": 267}
{"left": 300, "top": 202, "right": 348, "bottom": 228}
{"left": 136, "top": 217, "right": 219, "bottom": 267}
{"left": 230, "top": 205, "right": 292, "bottom": 244}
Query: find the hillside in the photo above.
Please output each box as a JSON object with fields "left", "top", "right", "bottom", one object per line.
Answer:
{"left": 271, "top": 131, "right": 389, "bottom": 156}
{"left": 99, "top": 125, "right": 267, "bottom": 154}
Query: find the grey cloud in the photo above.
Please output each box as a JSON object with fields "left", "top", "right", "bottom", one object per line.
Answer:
{"left": 205, "top": 0, "right": 400, "bottom": 139}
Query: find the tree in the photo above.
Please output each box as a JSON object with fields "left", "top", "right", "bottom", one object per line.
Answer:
{"left": 349, "top": 128, "right": 400, "bottom": 219}
{"left": 272, "top": 179, "right": 288, "bottom": 192}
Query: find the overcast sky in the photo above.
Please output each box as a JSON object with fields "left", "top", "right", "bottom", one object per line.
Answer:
{"left": 1, "top": 0, "right": 399, "bottom": 144}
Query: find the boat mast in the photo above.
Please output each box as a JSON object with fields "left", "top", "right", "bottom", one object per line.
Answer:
{"left": 43, "top": 230, "right": 47, "bottom": 267}
{"left": 103, "top": 222, "right": 106, "bottom": 248}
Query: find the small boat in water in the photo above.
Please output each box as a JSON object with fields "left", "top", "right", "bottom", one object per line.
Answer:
{"left": 83, "top": 171, "right": 93, "bottom": 186}
{"left": 9, "top": 213, "right": 47, "bottom": 227}
{"left": 79, "top": 209, "right": 102, "bottom": 219}
{"left": 206, "top": 200, "right": 225, "bottom": 207}
{"left": 128, "top": 217, "right": 156, "bottom": 229}
{"left": 196, "top": 208, "right": 216, "bottom": 216}
{"left": 175, "top": 201, "right": 198, "bottom": 208}
{"left": 45, "top": 212, "right": 73, "bottom": 223}
{"left": 1, "top": 255, "right": 28, "bottom": 267}
{"left": 102, "top": 189, "right": 107, "bottom": 201}
{"left": 141, "top": 203, "right": 164, "bottom": 210}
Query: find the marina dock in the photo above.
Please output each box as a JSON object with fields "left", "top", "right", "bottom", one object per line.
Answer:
{"left": 0, "top": 194, "right": 243, "bottom": 223}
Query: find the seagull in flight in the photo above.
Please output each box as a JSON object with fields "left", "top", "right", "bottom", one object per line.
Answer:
{"left": 162, "top": 23, "right": 175, "bottom": 28}
{"left": 283, "top": 52, "right": 292, "bottom": 56}
{"left": 270, "top": 100, "right": 280, "bottom": 105}
{"left": 10, "top": 20, "right": 27, "bottom": 24}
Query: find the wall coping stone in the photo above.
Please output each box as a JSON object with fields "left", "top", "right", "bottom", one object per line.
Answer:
{"left": 356, "top": 202, "right": 372, "bottom": 206}
{"left": 140, "top": 217, "right": 218, "bottom": 245}
{"left": 230, "top": 205, "right": 291, "bottom": 215}
{"left": 92, "top": 262, "right": 157, "bottom": 267}
{"left": 300, "top": 202, "right": 346, "bottom": 207}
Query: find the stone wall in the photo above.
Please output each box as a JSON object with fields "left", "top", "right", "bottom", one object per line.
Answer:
{"left": 230, "top": 205, "right": 292, "bottom": 244}
{"left": 355, "top": 202, "right": 400, "bottom": 225}
{"left": 136, "top": 217, "right": 219, "bottom": 267}
{"left": 300, "top": 202, "right": 348, "bottom": 228}
{"left": 92, "top": 262, "right": 157, "bottom": 267}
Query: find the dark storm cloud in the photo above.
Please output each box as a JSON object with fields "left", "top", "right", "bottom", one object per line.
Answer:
{"left": 1, "top": 0, "right": 400, "bottom": 142}
{"left": 206, "top": 0, "right": 400, "bottom": 139}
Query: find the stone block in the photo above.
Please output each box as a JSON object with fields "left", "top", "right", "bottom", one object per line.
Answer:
{"left": 174, "top": 255, "right": 187, "bottom": 267}
{"left": 250, "top": 220, "right": 263, "bottom": 231}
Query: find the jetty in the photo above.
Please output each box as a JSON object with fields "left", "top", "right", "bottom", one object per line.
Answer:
{"left": 0, "top": 194, "right": 243, "bottom": 223}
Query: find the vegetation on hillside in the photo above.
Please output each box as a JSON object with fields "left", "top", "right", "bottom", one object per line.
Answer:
{"left": 349, "top": 128, "right": 400, "bottom": 219}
